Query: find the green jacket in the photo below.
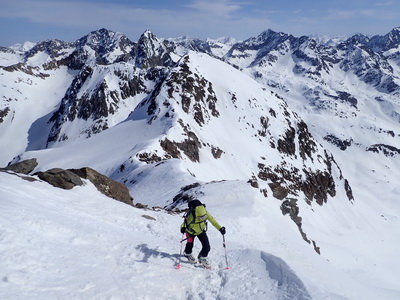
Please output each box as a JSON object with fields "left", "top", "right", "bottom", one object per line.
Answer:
{"left": 181, "top": 205, "right": 222, "bottom": 236}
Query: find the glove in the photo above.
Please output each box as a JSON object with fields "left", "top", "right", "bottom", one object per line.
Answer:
{"left": 180, "top": 227, "right": 186, "bottom": 234}
{"left": 219, "top": 226, "right": 226, "bottom": 235}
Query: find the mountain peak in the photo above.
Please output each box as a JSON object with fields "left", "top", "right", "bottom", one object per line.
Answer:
{"left": 135, "top": 30, "right": 174, "bottom": 68}
{"left": 142, "top": 29, "right": 154, "bottom": 37}
{"left": 367, "top": 26, "right": 400, "bottom": 51}
{"left": 77, "top": 28, "right": 126, "bottom": 48}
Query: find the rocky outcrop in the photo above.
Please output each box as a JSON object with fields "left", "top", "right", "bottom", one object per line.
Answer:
{"left": 135, "top": 30, "right": 174, "bottom": 69}
{"left": 366, "top": 144, "right": 400, "bottom": 157}
{"left": 1, "top": 160, "right": 134, "bottom": 205}
{"left": 165, "top": 56, "right": 219, "bottom": 127}
{"left": 3, "top": 158, "right": 38, "bottom": 174}
{"left": 35, "top": 168, "right": 84, "bottom": 190}
{"left": 280, "top": 198, "right": 321, "bottom": 254}
{"left": 324, "top": 134, "right": 353, "bottom": 151}
{"left": 70, "top": 167, "right": 133, "bottom": 205}
{"left": 0, "top": 107, "right": 10, "bottom": 123}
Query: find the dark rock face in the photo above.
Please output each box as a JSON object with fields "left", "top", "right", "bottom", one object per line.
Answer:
{"left": 70, "top": 167, "right": 133, "bottom": 205}
{"left": 4, "top": 158, "right": 38, "bottom": 174}
{"left": 302, "top": 170, "right": 336, "bottom": 205}
{"left": 280, "top": 198, "right": 321, "bottom": 254}
{"left": 31, "top": 166, "right": 133, "bottom": 205}
{"left": 35, "top": 168, "right": 84, "bottom": 190}
{"left": 0, "top": 107, "right": 10, "bottom": 123}
{"left": 160, "top": 138, "right": 182, "bottom": 159}
{"left": 367, "top": 144, "right": 400, "bottom": 157}
{"left": 166, "top": 56, "right": 219, "bottom": 127}
{"left": 324, "top": 134, "right": 353, "bottom": 151}
{"left": 258, "top": 147, "right": 346, "bottom": 205}
{"left": 135, "top": 30, "right": 174, "bottom": 69}
{"left": 159, "top": 135, "right": 202, "bottom": 163}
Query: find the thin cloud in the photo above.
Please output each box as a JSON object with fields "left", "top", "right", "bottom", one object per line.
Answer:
{"left": 0, "top": 0, "right": 398, "bottom": 44}
{"left": 374, "top": 1, "right": 393, "bottom": 6}
{"left": 327, "top": 9, "right": 376, "bottom": 19}
{"left": 185, "top": 0, "right": 242, "bottom": 18}
{"left": 0, "top": 0, "right": 271, "bottom": 39}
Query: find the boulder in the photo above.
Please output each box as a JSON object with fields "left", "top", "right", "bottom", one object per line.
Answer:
{"left": 5, "top": 162, "right": 134, "bottom": 205}
{"left": 70, "top": 167, "right": 133, "bottom": 205}
{"left": 4, "top": 158, "right": 38, "bottom": 174}
{"left": 35, "top": 168, "right": 84, "bottom": 190}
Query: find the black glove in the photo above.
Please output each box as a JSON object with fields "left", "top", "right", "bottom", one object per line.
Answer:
{"left": 180, "top": 227, "right": 186, "bottom": 234}
{"left": 219, "top": 226, "right": 226, "bottom": 235}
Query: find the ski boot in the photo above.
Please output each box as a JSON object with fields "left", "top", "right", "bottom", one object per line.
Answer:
{"left": 198, "top": 256, "right": 211, "bottom": 269}
{"left": 184, "top": 252, "right": 196, "bottom": 264}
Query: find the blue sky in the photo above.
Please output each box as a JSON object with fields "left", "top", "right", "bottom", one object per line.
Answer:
{"left": 0, "top": 0, "right": 399, "bottom": 46}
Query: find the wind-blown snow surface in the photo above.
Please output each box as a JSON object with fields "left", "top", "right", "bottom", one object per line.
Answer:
{"left": 1, "top": 171, "right": 399, "bottom": 300}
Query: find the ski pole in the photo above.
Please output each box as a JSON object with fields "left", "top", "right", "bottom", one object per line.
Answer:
{"left": 175, "top": 233, "right": 185, "bottom": 270}
{"left": 180, "top": 236, "right": 190, "bottom": 243}
{"left": 223, "top": 235, "right": 231, "bottom": 269}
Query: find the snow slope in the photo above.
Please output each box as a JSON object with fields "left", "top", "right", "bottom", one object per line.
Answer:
{"left": 1, "top": 28, "right": 400, "bottom": 300}
{"left": 0, "top": 65, "right": 74, "bottom": 162}
{"left": 2, "top": 171, "right": 398, "bottom": 300}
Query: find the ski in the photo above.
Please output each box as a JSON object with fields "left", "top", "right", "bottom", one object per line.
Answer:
{"left": 175, "top": 260, "right": 230, "bottom": 270}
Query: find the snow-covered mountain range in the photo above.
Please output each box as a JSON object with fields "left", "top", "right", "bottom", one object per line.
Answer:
{"left": 1, "top": 27, "right": 400, "bottom": 299}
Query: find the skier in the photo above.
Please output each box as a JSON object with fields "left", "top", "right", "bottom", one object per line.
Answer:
{"left": 180, "top": 199, "right": 226, "bottom": 269}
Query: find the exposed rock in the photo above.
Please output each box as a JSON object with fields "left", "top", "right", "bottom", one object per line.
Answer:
{"left": 160, "top": 138, "right": 182, "bottom": 159}
{"left": 277, "top": 126, "right": 296, "bottom": 156}
{"left": 248, "top": 176, "right": 259, "bottom": 188}
{"left": 4, "top": 158, "right": 38, "bottom": 174}
{"left": 258, "top": 152, "right": 346, "bottom": 205}
{"left": 135, "top": 30, "right": 174, "bottom": 69}
{"left": 366, "top": 144, "right": 400, "bottom": 157}
{"left": 35, "top": 168, "right": 84, "bottom": 190}
{"left": 302, "top": 170, "right": 336, "bottom": 205}
{"left": 31, "top": 166, "right": 133, "bottom": 205}
{"left": 344, "top": 179, "right": 354, "bottom": 201}
{"left": 336, "top": 91, "right": 358, "bottom": 108}
{"left": 168, "top": 183, "right": 202, "bottom": 209}
{"left": 211, "top": 146, "right": 224, "bottom": 159}
{"left": 297, "top": 121, "right": 317, "bottom": 160}
{"left": 280, "top": 198, "right": 320, "bottom": 254}
{"left": 141, "top": 214, "right": 156, "bottom": 220}
{"left": 70, "top": 167, "right": 133, "bottom": 205}
{"left": 280, "top": 198, "right": 308, "bottom": 240}
{"left": 177, "top": 134, "right": 201, "bottom": 162}
{"left": 166, "top": 56, "right": 219, "bottom": 127}
{"left": 268, "top": 182, "right": 289, "bottom": 200}
{"left": 160, "top": 134, "right": 202, "bottom": 163}
{"left": 324, "top": 134, "right": 353, "bottom": 150}
{"left": 135, "top": 203, "right": 149, "bottom": 209}
{"left": 137, "top": 152, "right": 163, "bottom": 164}
{"left": 0, "top": 169, "right": 37, "bottom": 182}
{"left": 0, "top": 107, "right": 10, "bottom": 123}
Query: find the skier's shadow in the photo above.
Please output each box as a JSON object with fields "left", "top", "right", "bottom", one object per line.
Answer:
{"left": 135, "top": 243, "right": 179, "bottom": 263}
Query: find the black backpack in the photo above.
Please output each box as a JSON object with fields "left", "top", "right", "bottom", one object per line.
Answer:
{"left": 188, "top": 199, "right": 204, "bottom": 212}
